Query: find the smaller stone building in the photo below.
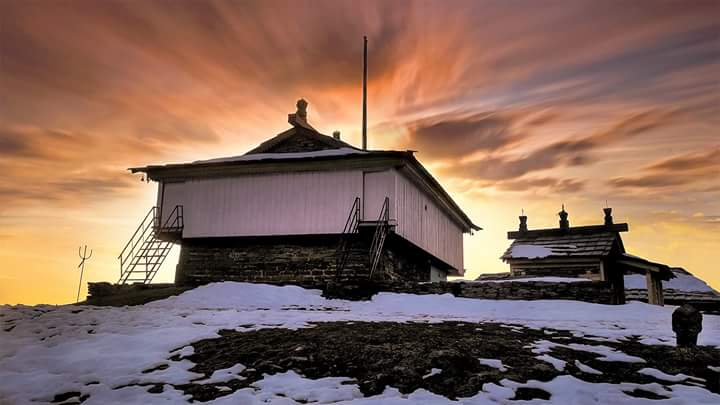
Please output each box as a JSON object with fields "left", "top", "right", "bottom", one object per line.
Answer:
{"left": 502, "top": 207, "right": 674, "bottom": 305}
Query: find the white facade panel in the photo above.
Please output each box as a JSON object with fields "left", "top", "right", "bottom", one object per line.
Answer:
{"left": 161, "top": 171, "right": 363, "bottom": 238}
{"left": 159, "top": 167, "right": 465, "bottom": 272}
{"left": 394, "top": 171, "right": 464, "bottom": 271}
{"left": 160, "top": 181, "right": 187, "bottom": 225}
{"left": 362, "top": 170, "right": 395, "bottom": 220}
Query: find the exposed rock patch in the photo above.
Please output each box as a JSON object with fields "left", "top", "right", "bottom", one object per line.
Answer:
{"left": 170, "top": 321, "right": 720, "bottom": 402}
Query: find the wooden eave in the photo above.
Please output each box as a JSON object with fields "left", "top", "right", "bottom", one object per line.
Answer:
{"left": 507, "top": 223, "right": 628, "bottom": 240}
{"left": 616, "top": 256, "right": 675, "bottom": 280}
{"left": 130, "top": 152, "right": 407, "bottom": 179}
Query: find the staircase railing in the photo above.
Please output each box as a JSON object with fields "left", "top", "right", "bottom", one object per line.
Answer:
{"left": 118, "top": 205, "right": 183, "bottom": 284}
{"left": 335, "top": 197, "right": 361, "bottom": 279}
{"left": 368, "top": 197, "right": 390, "bottom": 280}
{"left": 160, "top": 204, "right": 184, "bottom": 233}
{"left": 118, "top": 206, "right": 158, "bottom": 278}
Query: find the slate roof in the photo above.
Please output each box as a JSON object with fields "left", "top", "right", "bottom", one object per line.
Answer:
{"left": 502, "top": 231, "right": 620, "bottom": 260}
{"left": 244, "top": 126, "right": 359, "bottom": 155}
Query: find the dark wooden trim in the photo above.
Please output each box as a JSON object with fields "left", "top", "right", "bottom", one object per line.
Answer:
{"left": 507, "top": 223, "right": 628, "bottom": 239}
{"left": 132, "top": 153, "right": 408, "bottom": 179}
{"left": 132, "top": 151, "right": 479, "bottom": 233}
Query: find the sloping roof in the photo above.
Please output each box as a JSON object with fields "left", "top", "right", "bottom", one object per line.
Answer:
{"left": 128, "top": 106, "right": 480, "bottom": 232}
{"left": 244, "top": 126, "right": 360, "bottom": 155}
{"left": 193, "top": 147, "right": 367, "bottom": 164}
{"left": 502, "top": 231, "right": 619, "bottom": 260}
{"left": 625, "top": 268, "right": 712, "bottom": 293}
{"left": 616, "top": 253, "right": 675, "bottom": 280}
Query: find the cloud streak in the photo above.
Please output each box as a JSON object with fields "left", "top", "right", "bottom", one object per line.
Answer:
{"left": 609, "top": 148, "right": 720, "bottom": 190}
{"left": 435, "top": 109, "right": 683, "bottom": 182}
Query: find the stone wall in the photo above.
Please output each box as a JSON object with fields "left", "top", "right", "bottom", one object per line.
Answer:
{"left": 86, "top": 279, "right": 615, "bottom": 306}
{"left": 325, "top": 280, "right": 616, "bottom": 304}
{"left": 175, "top": 233, "right": 433, "bottom": 286}
{"left": 86, "top": 282, "right": 190, "bottom": 306}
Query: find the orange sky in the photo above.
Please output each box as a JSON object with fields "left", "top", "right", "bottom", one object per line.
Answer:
{"left": 1, "top": 0, "right": 719, "bottom": 304}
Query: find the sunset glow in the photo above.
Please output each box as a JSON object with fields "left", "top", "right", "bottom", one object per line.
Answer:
{"left": 1, "top": 0, "right": 718, "bottom": 304}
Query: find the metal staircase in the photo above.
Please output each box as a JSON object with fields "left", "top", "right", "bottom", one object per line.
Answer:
{"left": 368, "top": 197, "right": 390, "bottom": 280}
{"left": 335, "top": 197, "right": 361, "bottom": 279}
{"left": 118, "top": 205, "right": 183, "bottom": 284}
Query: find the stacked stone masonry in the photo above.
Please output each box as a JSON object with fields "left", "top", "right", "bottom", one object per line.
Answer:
{"left": 175, "top": 234, "right": 432, "bottom": 286}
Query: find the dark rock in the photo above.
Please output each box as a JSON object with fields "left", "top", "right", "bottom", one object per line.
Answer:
{"left": 624, "top": 388, "right": 669, "bottom": 400}
{"left": 514, "top": 387, "right": 552, "bottom": 400}
{"left": 672, "top": 304, "right": 703, "bottom": 347}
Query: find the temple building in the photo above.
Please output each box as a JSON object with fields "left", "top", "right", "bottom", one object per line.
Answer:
{"left": 120, "top": 100, "right": 479, "bottom": 285}
{"left": 501, "top": 207, "right": 675, "bottom": 305}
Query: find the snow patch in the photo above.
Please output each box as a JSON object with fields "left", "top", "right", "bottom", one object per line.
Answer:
{"left": 625, "top": 273, "right": 718, "bottom": 293}
{"left": 422, "top": 368, "right": 442, "bottom": 379}
{"left": 574, "top": 360, "right": 603, "bottom": 375}
{"left": 478, "top": 358, "right": 509, "bottom": 372}
{"left": 194, "top": 363, "right": 246, "bottom": 384}
{"left": 508, "top": 244, "right": 577, "bottom": 259}
{"left": 638, "top": 367, "right": 705, "bottom": 383}
{"left": 536, "top": 354, "right": 567, "bottom": 371}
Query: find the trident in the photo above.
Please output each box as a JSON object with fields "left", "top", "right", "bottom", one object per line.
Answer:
{"left": 76, "top": 245, "right": 93, "bottom": 303}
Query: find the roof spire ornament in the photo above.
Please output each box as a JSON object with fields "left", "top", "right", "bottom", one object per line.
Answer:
{"left": 296, "top": 98, "right": 308, "bottom": 120}
{"left": 558, "top": 204, "right": 570, "bottom": 230}
{"left": 519, "top": 209, "right": 528, "bottom": 233}
{"left": 288, "top": 98, "right": 315, "bottom": 130}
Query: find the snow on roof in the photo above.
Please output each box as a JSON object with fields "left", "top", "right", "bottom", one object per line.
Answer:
{"left": 193, "top": 147, "right": 367, "bottom": 164}
{"left": 475, "top": 276, "right": 591, "bottom": 284}
{"left": 625, "top": 270, "right": 718, "bottom": 294}
{"left": 506, "top": 244, "right": 578, "bottom": 259}
{"left": 502, "top": 232, "right": 617, "bottom": 260}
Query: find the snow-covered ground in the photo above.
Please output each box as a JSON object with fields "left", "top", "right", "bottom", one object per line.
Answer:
{"left": 1, "top": 282, "right": 719, "bottom": 404}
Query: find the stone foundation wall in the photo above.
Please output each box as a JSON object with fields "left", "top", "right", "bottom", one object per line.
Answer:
{"left": 175, "top": 234, "right": 433, "bottom": 286}
{"left": 86, "top": 279, "right": 615, "bottom": 306}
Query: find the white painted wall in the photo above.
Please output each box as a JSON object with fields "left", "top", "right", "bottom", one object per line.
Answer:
{"left": 159, "top": 167, "right": 466, "bottom": 271}
{"left": 363, "top": 170, "right": 395, "bottom": 220}
{"left": 394, "top": 170, "right": 464, "bottom": 271}
{"left": 162, "top": 171, "right": 363, "bottom": 237}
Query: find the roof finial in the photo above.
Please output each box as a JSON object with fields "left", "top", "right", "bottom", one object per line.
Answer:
{"left": 604, "top": 205, "right": 613, "bottom": 226}
{"left": 296, "top": 98, "right": 308, "bottom": 119}
{"left": 519, "top": 209, "right": 528, "bottom": 232}
{"left": 558, "top": 204, "right": 569, "bottom": 230}
{"left": 288, "top": 98, "right": 315, "bottom": 130}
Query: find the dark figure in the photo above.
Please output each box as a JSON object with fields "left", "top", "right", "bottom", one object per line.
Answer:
{"left": 672, "top": 304, "right": 703, "bottom": 347}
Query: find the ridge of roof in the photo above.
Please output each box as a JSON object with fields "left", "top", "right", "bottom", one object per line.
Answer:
{"left": 507, "top": 223, "right": 628, "bottom": 239}
{"left": 244, "top": 126, "right": 361, "bottom": 155}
